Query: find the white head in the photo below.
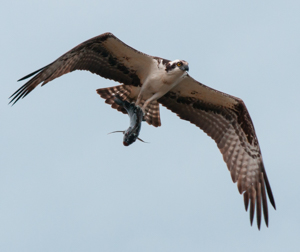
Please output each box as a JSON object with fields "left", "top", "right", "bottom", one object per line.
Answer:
{"left": 165, "top": 59, "right": 189, "bottom": 73}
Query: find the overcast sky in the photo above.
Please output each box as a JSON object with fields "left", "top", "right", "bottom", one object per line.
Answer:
{"left": 1, "top": 0, "right": 300, "bottom": 251}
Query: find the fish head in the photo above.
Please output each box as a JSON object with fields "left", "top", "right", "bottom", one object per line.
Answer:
{"left": 123, "top": 127, "right": 139, "bottom": 146}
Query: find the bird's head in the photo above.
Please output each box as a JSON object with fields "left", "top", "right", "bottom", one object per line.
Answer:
{"left": 165, "top": 60, "right": 189, "bottom": 73}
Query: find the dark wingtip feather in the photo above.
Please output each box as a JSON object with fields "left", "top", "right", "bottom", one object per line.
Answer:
{"left": 249, "top": 186, "right": 256, "bottom": 226}
{"left": 260, "top": 172, "right": 269, "bottom": 227}
{"left": 256, "top": 183, "right": 262, "bottom": 230}
{"left": 243, "top": 191, "right": 249, "bottom": 211}
{"left": 9, "top": 83, "right": 30, "bottom": 105}
{"left": 9, "top": 65, "right": 48, "bottom": 105}
{"left": 17, "top": 65, "right": 48, "bottom": 82}
{"left": 261, "top": 165, "right": 276, "bottom": 210}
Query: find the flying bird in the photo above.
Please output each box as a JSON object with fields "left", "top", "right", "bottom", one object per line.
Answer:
{"left": 10, "top": 32, "right": 276, "bottom": 229}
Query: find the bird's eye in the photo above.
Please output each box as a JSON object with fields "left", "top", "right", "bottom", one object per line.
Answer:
{"left": 177, "top": 62, "right": 182, "bottom": 67}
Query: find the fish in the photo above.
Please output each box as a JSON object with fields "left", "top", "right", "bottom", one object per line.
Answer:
{"left": 111, "top": 95, "right": 145, "bottom": 146}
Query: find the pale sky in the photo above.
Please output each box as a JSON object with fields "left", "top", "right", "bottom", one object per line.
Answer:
{"left": 1, "top": 0, "right": 300, "bottom": 251}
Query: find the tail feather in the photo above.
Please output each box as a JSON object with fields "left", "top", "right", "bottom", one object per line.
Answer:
{"left": 97, "top": 85, "right": 131, "bottom": 114}
{"left": 96, "top": 85, "right": 161, "bottom": 127}
{"left": 144, "top": 101, "right": 161, "bottom": 127}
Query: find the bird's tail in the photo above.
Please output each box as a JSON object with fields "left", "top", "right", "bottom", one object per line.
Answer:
{"left": 96, "top": 85, "right": 161, "bottom": 127}
{"left": 96, "top": 85, "right": 132, "bottom": 115}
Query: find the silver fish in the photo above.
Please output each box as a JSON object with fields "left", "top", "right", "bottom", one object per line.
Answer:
{"left": 113, "top": 95, "right": 145, "bottom": 146}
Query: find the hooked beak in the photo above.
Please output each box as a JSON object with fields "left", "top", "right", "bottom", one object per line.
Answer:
{"left": 180, "top": 64, "right": 189, "bottom": 72}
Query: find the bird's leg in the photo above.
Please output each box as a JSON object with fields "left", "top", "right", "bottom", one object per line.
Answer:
{"left": 141, "top": 92, "right": 164, "bottom": 112}
{"left": 135, "top": 94, "right": 146, "bottom": 122}
{"left": 135, "top": 95, "right": 144, "bottom": 113}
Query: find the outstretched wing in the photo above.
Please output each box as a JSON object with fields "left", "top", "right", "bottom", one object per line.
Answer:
{"left": 10, "top": 32, "right": 160, "bottom": 105}
{"left": 158, "top": 75, "right": 276, "bottom": 229}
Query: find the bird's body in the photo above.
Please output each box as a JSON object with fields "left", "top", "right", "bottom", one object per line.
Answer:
{"left": 10, "top": 32, "right": 275, "bottom": 229}
{"left": 135, "top": 59, "right": 189, "bottom": 110}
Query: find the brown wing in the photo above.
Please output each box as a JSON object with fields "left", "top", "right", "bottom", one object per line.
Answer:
{"left": 158, "top": 75, "right": 276, "bottom": 229}
{"left": 10, "top": 32, "right": 158, "bottom": 105}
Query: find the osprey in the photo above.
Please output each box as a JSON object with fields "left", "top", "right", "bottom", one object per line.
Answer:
{"left": 10, "top": 32, "right": 275, "bottom": 229}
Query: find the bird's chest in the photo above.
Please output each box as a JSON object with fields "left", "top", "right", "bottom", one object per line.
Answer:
{"left": 142, "top": 71, "right": 179, "bottom": 93}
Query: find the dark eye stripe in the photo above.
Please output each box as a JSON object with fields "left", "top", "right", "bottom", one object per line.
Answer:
{"left": 165, "top": 62, "right": 176, "bottom": 72}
